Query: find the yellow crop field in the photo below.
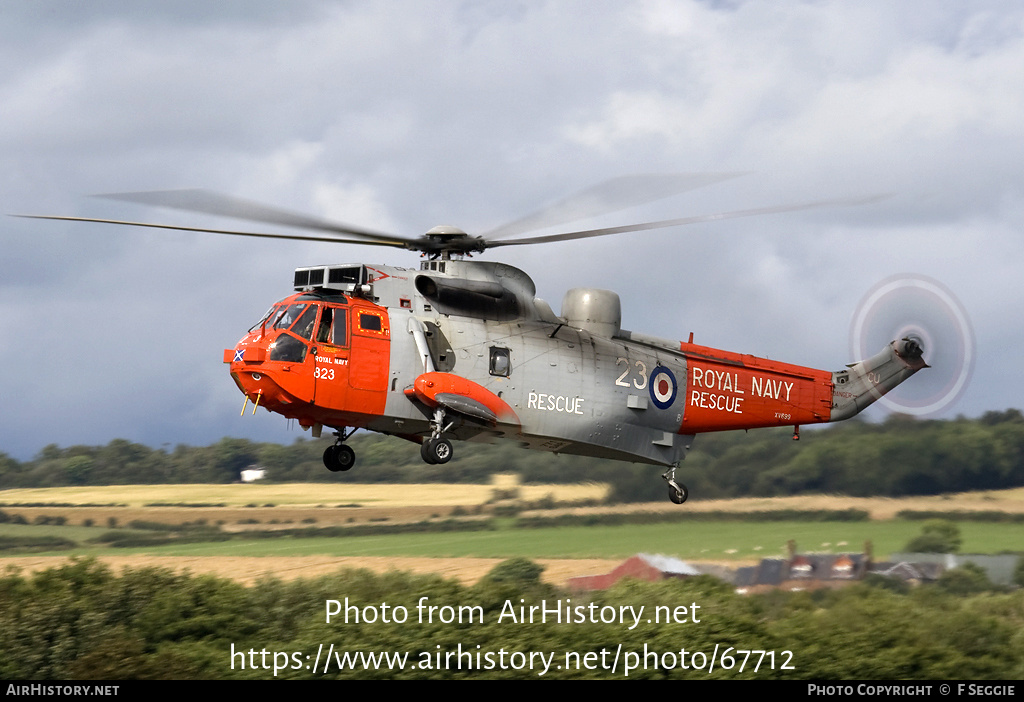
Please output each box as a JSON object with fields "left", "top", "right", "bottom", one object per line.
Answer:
{"left": 0, "top": 475, "right": 608, "bottom": 509}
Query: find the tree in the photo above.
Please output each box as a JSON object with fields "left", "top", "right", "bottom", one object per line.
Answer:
{"left": 903, "top": 519, "right": 962, "bottom": 553}
{"left": 63, "top": 456, "right": 95, "bottom": 485}
{"left": 482, "top": 557, "right": 545, "bottom": 585}
{"left": 936, "top": 563, "right": 992, "bottom": 596}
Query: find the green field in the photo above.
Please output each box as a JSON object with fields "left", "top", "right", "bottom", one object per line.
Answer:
{"left": 3, "top": 482, "right": 1023, "bottom": 564}
{"left": 4, "top": 519, "right": 1024, "bottom": 561}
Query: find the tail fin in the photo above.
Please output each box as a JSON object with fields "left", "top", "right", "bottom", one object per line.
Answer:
{"left": 830, "top": 338, "right": 928, "bottom": 421}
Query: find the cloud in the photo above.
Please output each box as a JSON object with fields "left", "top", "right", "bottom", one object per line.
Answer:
{"left": 1, "top": 1, "right": 1021, "bottom": 460}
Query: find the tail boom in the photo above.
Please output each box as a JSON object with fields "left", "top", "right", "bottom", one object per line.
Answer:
{"left": 829, "top": 338, "right": 928, "bottom": 421}
{"left": 676, "top": 338, "right": 926, "bottom": 433}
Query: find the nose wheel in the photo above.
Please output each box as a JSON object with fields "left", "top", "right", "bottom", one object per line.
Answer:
{"left": 323, "top": 444, "right": 355, "bottom": 472}
{"left": 323, "top": 429, "right": 357, "bottom": 472}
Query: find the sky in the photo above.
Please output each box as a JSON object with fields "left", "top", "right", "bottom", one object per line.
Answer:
{"left": 2, "top": 1, "right": 1022, "bottom": 461}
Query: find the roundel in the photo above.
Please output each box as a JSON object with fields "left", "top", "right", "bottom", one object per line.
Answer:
{"left": 649, "top": 366, "right": 677, "bottom": 409}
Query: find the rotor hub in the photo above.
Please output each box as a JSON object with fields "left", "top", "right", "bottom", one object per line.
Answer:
{"left": 425, "top": 225, "right": 467, "bottom": 238}
{"left": 421, "top": 225, "right": 486, "bottom": 258}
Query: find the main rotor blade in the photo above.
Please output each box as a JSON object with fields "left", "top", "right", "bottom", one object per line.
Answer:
{"left": 482, "top": 172, "right": 745, "bottom": 240}
{"left": 13, "top": 214, "right": 410, "bottom": 248}
{"left": 486, "top": 195, "right": 890, "bottom": 248}
{"left": 96, "top": 189, "right": 415, "bottom": 246}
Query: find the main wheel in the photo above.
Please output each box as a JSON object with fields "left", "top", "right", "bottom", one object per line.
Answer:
{"left": 667, "top": 482, "right": 688, "bottom": 504}
{"left": 431, "top": 438, "right": 453, "bottom": 464}
{"left": 420, "top": 439, "right": 438, "bottom": 465}
{"left": 421, "top": 437, "right": 453, "bottom": 465}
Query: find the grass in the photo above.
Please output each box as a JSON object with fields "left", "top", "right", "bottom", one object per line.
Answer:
{"left": 0, "top": 523, "right": 115, "bottom": 541}
{"left": 2, "top": 483, "right": 1023, "bottom": 563}
{"left": 8, "top": 519, "right": 1024, "bottom": 562}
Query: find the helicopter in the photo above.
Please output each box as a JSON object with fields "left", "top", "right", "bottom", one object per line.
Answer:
{"left": 21, "top": 176, "right": 929, "bottom": 504}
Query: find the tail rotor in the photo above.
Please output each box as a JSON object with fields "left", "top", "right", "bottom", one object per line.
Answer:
{"left": 850, "top": 274, "right": 974, "bottom": 416}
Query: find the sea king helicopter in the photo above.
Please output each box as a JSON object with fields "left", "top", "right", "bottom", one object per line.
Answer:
{"left": 24, "top": 175, "right": 929, "bottom": 503}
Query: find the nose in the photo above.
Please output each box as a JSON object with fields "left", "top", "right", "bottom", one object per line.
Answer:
{"left": 232, "top": 368, "right": 295, "bottom": 410}
{"left": 226, "top": 342, "right": 295, "bottom": 411}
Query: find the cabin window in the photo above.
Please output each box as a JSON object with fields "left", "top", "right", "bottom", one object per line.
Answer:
{"left": 359, "top": 313, "right": 382, "bottom": 332}
{"left": 489, "top": 347, "right": 511, "bottom": 377}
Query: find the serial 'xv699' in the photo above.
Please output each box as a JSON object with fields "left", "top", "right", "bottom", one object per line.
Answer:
{"left": 22, "top": 175, "right": 929, "bottom": 503}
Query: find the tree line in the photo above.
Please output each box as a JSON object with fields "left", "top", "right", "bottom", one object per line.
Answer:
{"left": 1, "top": 410, "right": 1023, "bottom": 501}
{"left": 1, "top": 557, "right": 1022, "bottom": 679}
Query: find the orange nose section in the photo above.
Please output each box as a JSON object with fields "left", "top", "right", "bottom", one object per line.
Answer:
{"left": 233, "top": 368, "right": 294, "bottom": 410}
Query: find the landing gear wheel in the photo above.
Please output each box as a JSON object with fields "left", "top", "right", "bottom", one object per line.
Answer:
{"left": 431, "top": 438, "right": 453, "bottom": 464}
{"left": 662, "top": 465, "right": 688, "bottom": 505}
{"left": 420, "top": 437, "right": 453, "bottom": 465}
{"left": 420, "top": 440, "right": 438, "bottom": 465}
{"left": 323, "top": 444, "right": 355, "bottom": 472}
{"left": 334, "top": 444, "right": 355, "bottom": 471}
{"left": 667, "top": 483, "right": 688, "bottom": 504}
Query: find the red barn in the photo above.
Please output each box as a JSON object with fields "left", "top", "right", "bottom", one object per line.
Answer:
{"left": 568, "top": 553, "right": 700, "bottom": 591}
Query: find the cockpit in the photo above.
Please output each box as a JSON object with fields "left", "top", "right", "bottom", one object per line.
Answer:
{"left": 248, "top": 295, "right": 350, "bottom": 364}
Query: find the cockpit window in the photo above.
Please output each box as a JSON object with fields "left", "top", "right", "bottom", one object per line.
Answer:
{"left": 273, "top": 303, "right": 318, "bottom": 339}
{"left": 249, "top": 304, "right": 279, "bottom": 333}
{"left": 269, "top": 333, "right": 308, "bottom": 363}
{"left": 316, "top": 307, "right": 333, "bottom": 343}
{"left": 291, "top": 305, "right": 318, "bottom": 340}
{"left": 273, "top": 304, "right": 301, "bottom": 330}
{"left": 316, "top": 306, "right": 348, "bottom": 346}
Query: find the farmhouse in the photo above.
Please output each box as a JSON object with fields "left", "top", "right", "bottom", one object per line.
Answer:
{"left": 733, "top": 540, "right": 872, "bottom": 593}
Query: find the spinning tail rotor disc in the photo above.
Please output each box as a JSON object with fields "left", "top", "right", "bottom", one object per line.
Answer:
{"left": 850, "top": 274, "right": 974, "bottom": 416}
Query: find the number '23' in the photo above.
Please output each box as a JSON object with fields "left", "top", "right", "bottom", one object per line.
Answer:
{"left": 615, "top": 357, "right": 648, "bottom": 390}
